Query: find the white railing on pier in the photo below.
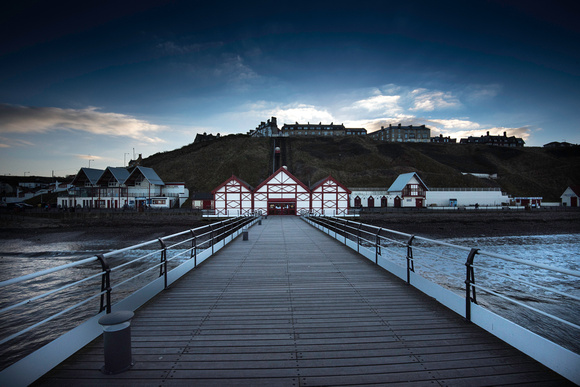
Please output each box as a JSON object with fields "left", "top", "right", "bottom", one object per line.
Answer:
{"left": 302, "top": 215, "right": 580, "bottom": 385}
{"left": 0, "top": 215, "right": 258, "bottom": 386}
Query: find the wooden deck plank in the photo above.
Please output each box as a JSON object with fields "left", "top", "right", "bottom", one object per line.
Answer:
{"left": 36, "top": 216, "right": 573, "bottom": 386}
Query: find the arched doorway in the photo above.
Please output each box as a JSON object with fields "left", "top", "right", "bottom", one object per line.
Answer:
{"left": 381, "top": 196, "right": 387, "bottom": 208}
{"left": 394, "top": 196, "right": 401, "bottom": 208}
{"left": 367, "top": 196, "right": 375, "bottom": 208}
{"left": 354, "top": 196, "right": 362, "bottom": 208}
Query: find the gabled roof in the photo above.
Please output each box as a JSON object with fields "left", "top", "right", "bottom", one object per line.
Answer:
{"left": 310, "top": 176, "right": 351, "bottom": 194}
{"left": 125, "top": 166, "right": 165, "bottom": 186}
{"left": 211, "top": 175, "right": 253, "bottom": 194}
{"left": 71, "top": 168, "right": 104, "bottom": 186}
{"left": 388, "top": 172, "right": 429, "bottom": 192}
{"left": 566, "top": 186, "right": 580, "bottom": 197}
{"left": 253, "top": 167, "right": 310, "bottom": 193}
{"left": 97, "top": 167, "right": 131, "bottom": 185}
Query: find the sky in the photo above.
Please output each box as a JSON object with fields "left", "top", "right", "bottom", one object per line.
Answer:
{"left": 1, "top": 1, "right": 579, "bottom": 177}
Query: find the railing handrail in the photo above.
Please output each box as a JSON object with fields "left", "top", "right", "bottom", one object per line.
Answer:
{"left": 0, "top": 216, "right": 245, "bottom": 289}
{"left": 0, "top": 215, "right": 257, "bottom": 353}
{"left": 314, "top": 215, "right": 580, "bottom": 278}
{"left": 301, "top": 214, "right": 580, "bottom": 385}
{"left": 0, "top": 256, "right": 99, "bottom": 289}
{"left": 303, "top": 215, "right": 580, "bottom": 325}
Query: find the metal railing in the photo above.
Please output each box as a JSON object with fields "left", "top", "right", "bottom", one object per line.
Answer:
{"left": 302, "top": 214, "right": 580, "bottom": 383}
{"left": 0, "top": 215, "right": 257, "bottom": 377}
{"left": 303, "top": 215, "right": 580, "bottom": 325}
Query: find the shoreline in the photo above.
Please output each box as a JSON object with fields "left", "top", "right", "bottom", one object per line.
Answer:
{"left": 1, "top": 210, "right": 579, "bottom": 246}
{"left": 359, "top": 210, "right": 580, "bottom": 239}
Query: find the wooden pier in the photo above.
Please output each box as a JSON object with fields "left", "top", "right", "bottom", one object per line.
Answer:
{"left": 37, "top": 216, "right": 572, "bottom": 386}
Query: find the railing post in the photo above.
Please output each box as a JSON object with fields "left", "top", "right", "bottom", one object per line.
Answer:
{"left": 97, "top": 254, "right": 111, "bottom": 314}
{"left": 356, "top": 223, "right": 362, "bottom": 253}
{"left": 406, "top": 235, "right": 415, "bottom": 284}
{"left": 190, "top": 229, "right": 197, "bottom": 267}
{"left": 219, "top": 220, "right": 225, "bottom": 247}
{"left": 209, "top": 223, "right": 215, "bottom": 255}
{"left": 158, "top": 238, "right": 168, "bottom": 289}
{"left": 375, "top": 228, "right": 382, "bottom": 265}
{"left": 465, "top": 248, "right": 479, "bottom": 322}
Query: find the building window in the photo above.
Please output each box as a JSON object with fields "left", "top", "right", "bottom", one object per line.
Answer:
{"left": 403, "top": 184, "right": 424, "bottom": 197}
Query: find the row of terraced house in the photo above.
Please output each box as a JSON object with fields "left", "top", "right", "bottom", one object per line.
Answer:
{"left": 248, "top": 117, "right": 525, "bottom": 146}
{"left": 57, "top": 166, "right": 189, "bottom": 209}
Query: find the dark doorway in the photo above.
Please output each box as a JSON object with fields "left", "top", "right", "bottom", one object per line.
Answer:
{"left": 394, "top": 196, "right": 401, "bottom": 208}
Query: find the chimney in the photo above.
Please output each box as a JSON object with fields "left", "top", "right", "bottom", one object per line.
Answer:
{"left": 486, "top": 131, "right": 490, "bottom": 136}
{"left": 398, "top": 123, "right": 401, "bottom": 128}
{"left": 410, "top": 124, "right": 413, "bottom": 129}
{"left": 504, "top": 131, "right": 507, "bottom": 137}
{"left": 389, "top": 124, "right": 392, "bottom": 128}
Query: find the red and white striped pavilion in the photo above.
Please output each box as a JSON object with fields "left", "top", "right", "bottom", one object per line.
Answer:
{"left": 211, "top": 167, "right": 351, "bottom": 216}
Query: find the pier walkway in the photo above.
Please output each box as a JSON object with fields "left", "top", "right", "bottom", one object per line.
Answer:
{"left": 38, "top": 216, "right": 570, "bottom": 386}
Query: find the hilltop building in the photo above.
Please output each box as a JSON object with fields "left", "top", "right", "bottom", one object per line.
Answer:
{"left": 368, "top": 124, "right": 430, "bottom": 143}
{"left": 544, "top": 141, "right": 577, "bottom": 148}
{"left": 280, "top": 122, "right": 366, "bottom": 137}
{"left": 431, "top": 134, "right": 456, "bottom": 143}
{"left": 194, "top": 132, "right": 220, "bottom": 143}
{"left": 57, "top": 166, "right": 189, "bottom": 209}
{"left": 248, "top": 117, "right": 366, "bottom": 137}
{"left": 460, "top": 131, "right": 525, "bottom": 147}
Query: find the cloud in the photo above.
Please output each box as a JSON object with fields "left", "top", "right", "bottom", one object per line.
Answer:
{"left": 216, "top": 54, "right": 259, "bottom": 83}
{"left": 0, "top": 136, "right": 34, "bottom": 148}
{"left": 272, "top": 104, "right": 335, "bottom": 124}
{"left": 465, "top": 84, "right": 502, "bottom": 101}
{"left": 487, "top": 126, "right": 532, "bottom": 140}
{"left": 74, "top": 154, "right": 105, "bottom": 161}
{"left": 410, "top": 89, "right": 461, "bottom": 111}
{"left": 0, "top": 104, "right": 166, "bottom": 144}
{"left": 351, "top": 95, "right": 403, "bottom": 115}
{"left": 426, "top": 118, "right": 481, "bottom": 130}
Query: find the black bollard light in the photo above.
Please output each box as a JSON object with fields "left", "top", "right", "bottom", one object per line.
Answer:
{"left": 243, "top": 227, "right": 249, "bottom": 241}
{"left": 98, "top": 310, "right": 134, "bottom": 374}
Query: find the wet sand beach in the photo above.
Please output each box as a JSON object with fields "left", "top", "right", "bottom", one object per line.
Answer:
{"left": 1, "top": 209, "right": 579, "bottom": 247}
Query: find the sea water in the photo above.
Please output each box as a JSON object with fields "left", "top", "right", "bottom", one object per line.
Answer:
{"left": 0, "top": 238, "right": 192, "bottom": 370}
{"left": 395, "top": 233, "right": 580, "bottom": 354}
{"left": 0, "top": 233, "right": 579, "bottom": 370}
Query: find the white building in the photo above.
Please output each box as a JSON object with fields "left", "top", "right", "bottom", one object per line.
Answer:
{"left": 561, "top": 186, "right": 580, "bottom": 207}
{"left": 426, "top": 188, "right": 510, "bottom": 207}
{"left": 58, "top": 166, "right": 189, "bottom": 209}
{"left": 212, "top": 175, "right": 253, "bottom": 216}
{"left": 349, "top": 188, "right": 390, "bottom": 208}
{"left": 253, "top": 167, "right": 311, "bottom": 216}
{"left": 310, "top": 176, "right": 351, "bottom": 216}
{"left": 211, "top": 167, "right": 351, "bottom": 216}
{"left": 387, "top": 172, "right": 429, "bottom": 208}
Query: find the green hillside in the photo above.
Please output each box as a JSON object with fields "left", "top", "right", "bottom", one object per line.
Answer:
{"left": 143, "top": 135, "right": 580, "bottom": 202}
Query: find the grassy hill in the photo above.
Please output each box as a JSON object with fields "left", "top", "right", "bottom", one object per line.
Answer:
{"left": 142, "top": 135, "right": 580, "bottom": 202}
